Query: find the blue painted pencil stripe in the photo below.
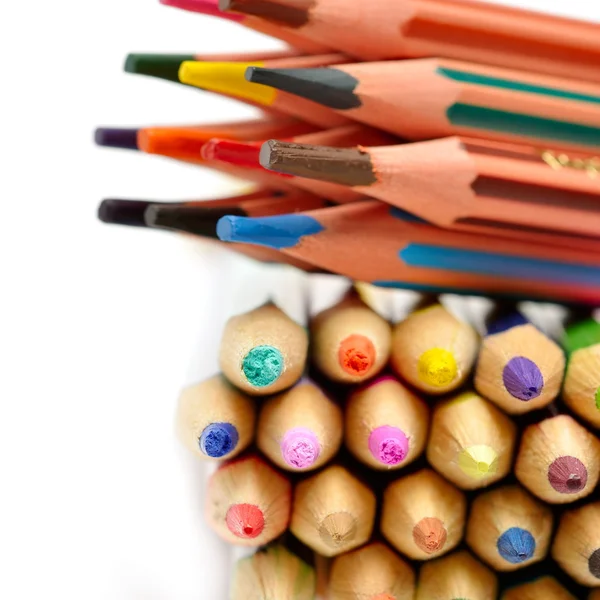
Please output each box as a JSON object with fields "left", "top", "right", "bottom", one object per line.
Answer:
{"left": 216, "top": 214, "right": 324, "bottom": 249}
{"left": 399, "top": 244, "right": 600, "bottom": 286}
{"left": 487, "top": 312, "right": 530, "bottom": 336}
{"left": 437, "top": 67, "right": 600, "bottom": 106}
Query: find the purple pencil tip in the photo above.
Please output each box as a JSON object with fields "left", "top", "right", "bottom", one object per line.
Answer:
{"left": 94, "top": 127, "right": 139, "bottom": 150}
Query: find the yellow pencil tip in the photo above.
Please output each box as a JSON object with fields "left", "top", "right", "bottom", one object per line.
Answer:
{"left": 417, "top": 348, "right": 458, "bottom": 387}
{"left": 178, "top": 61, "right": 276, "bottom": 106}
{"left": 458, "top": 445, "right": 498, "bottom": 479}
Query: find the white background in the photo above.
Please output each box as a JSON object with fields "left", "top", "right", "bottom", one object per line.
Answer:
{"left": 1, "top": 1, "right": 599, "bottom": 598}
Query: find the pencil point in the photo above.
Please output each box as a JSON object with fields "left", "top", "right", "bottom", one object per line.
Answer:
{"left": 413, "top": 517, "right": 448, "bottom": 554}
{"left": 281, "top": 427, "right": 320, "bottom": 469}
{"left": 97, "top": 199, "right": 151, "bottom": 227}
{"left": 124, "top": 53, "right": 194, "bottom": 83}
{"left": 338, "top": 334, "right": 376, "bottom": 376}
{"left": 160, "top": 0, "right": 244, "bottom": 21}
{"left": 547, "top": 456, "right": 588, "bottom": 493}
{"left": 221, "top": 0, "right": 310, "bottom": 27}
{"left": 242, "top": 345, "right": 284, "bottom": 388}
{"left": 259, "top": 139, "right": 377, "bottom": 185}
{"left": 418, "top": 348, "right": 458, "bottom": 387}
{"left": 202, "top": 138, "right": 261, "bottom": 168}
{"left": 589, "top": 548, "right": 600, "bottom": 578}
{"left": 319, "top": 512, "right": 357, "bottom": 549}
{"left": 200, "top": 422, "right": 239, "bottom": 458}
{"left": 458, "top": 445, "right": 498, "bottom": 479}
{"left": 496, "top": 527, "right": 536, "bottom": 564}
{"left": 178, "top": 61, "right": 276, "bottom": 105}
{"left": 94, "top": 127, "right": 139, "bottom": 150}
{"left": 368, "top": 426, "right": 408, "bottom": 466}
{"left": 226, "top": 503, "right": 265, "bottom": 539}
{"left": 217, "top": 213, "right": 324, "bottom": 249}
{"left": 246, "top": 67, "right": 361, "bottom": 109}
{"left": 502, "top": 356, "right": 544, "bottom": 401}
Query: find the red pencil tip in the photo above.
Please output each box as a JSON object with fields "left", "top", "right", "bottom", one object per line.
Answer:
{"left": 338, "top": 334, "right": 376, "bottom": 376}
{"left": 226, "top": 503, "right": 265, "bottom": 538}
{"left": 202, "top": 138, "right": 262, "bottom": 168}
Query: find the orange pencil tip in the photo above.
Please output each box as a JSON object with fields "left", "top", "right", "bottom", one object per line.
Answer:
{"left": 338, "top": 334, "right": 376, "bottom": 376}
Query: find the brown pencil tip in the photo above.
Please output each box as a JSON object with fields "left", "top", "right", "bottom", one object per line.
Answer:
{"left": 413, "top": 517, "right": 448, "bottom": 554}
{"left": 260, "top": 139, "right": 377, "bottom": 186}
{"left": 220, "top": 0, "right": 310, "bottom": 27}
{"left": 319, "top": 512, "right": 357, "bottom": 549}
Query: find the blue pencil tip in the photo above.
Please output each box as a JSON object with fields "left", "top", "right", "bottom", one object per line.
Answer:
{"left": 199, "top": 422, "right": 239, "bottom": 458}
{"left": 217, "top": 213, "right": 324, "bottom": 249}
{"left": 497, "top": 527, "right": 536, "bottom": 564}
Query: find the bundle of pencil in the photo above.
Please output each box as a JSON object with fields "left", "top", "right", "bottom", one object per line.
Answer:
{"left": 96, "top": 0, "right": 600, "bottom": 597}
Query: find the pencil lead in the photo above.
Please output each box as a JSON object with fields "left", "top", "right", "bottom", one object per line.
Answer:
{"left": 496, "top": 527, "right": 536, "bottom": 564}
{"left": 199, "top": 422, "right": 239, "bottom": 458}
{"left": 124, "top": 53, "right": 195, "bottom": 83}
{"left": 160, "top": 0, "right": 244, "bottom": 21}
{"left": 217, "top": 213, "right": 324, "bottom": 249}
{"left": 226, "top": 503, "right": 266, "bottom": 539}
{"left": 179, "top": 61, "right": 276, "bottom": 105}
{"left": 246, "top": 67, "right": 360, "bottom": 109}
{"left": 220, "top": 0, "right": 310, "bottom": 27}
{"left": 97, "top": 199, "right": 152, "bottom": 226}
{"left": 94, "top": 127, "right": 139, "bottom": 150}
{"left": 146, "top": 205, "right": 246, "bottom": 238}
{"left": 201, "top": 138, "right": 262, "bottom": 168}
{"left": 412, "top": 517, "right": 448, "bottom": 555}
{"left": 259, "top": 140, "right": 376, "bottom": 185}
{"left": 502, "top": 356, "right": 544, "bottom": 401}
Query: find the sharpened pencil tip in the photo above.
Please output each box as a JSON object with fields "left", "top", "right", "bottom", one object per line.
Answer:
{"left": 217, "top": 213, "right": 324, "bottom": 249}
{"left": 94, "top": 127, "right": 139, "bottom": 150}
{"left": 124, "top": 53, "right": 195, "bottom": 83}
{"left": 502, "top": 356, "right": 543, "bottom": 401}
{"left": 413, "top": 517, "right": 447, "bottom": 554}
{"left": 97, "top": 199, "right": 152, "bottom": 227}
{"left": 246, "top": 66, "right": 361, "bottom": 109}
{"left": 179, "top": 61, "right": 276, "bottom": 105}
{"left": 160, "top": 0, "right": 244, "bottom": 21}
{"left": 496, "top": 527, "right": 536, "bottom": 564}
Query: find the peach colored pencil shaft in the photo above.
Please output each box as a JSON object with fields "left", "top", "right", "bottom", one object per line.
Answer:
{"left": 275, "top": 0, "right": 600, "bottom": 82}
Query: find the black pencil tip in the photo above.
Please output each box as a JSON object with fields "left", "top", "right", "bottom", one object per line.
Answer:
{"left": 98, "top": 199, "right": 153, "bottom": 227}
{"left": 124, "top": 54, "right": 195, "bottom": 83}
{"left": 245, "top": 66, "right": 361, "bottom": 110}
{"left": 94, "top": 128, "right": 140, "bottom": 150}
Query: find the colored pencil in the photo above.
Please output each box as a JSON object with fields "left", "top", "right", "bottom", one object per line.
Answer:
{"left": 475, "top": 312, "right": 565, "bottom": 415}
{"left": 202, "top": 123, "right": 398, "bottom": 204}
{"left": 514, "top": 414, "right": 600, "bottom": 504}
{"left": 179, "top": 55, "right": 350, "bottom": 128}
{"left": 426, "top": 391, "right": 517, "bottom": 490}
{"left": 124, "top": 50, "right": 301, "bottom": 85}
{"left": 219, "top": 302, "right": 308, "bottom": 395}
{"left": 206, "top": 454, "right": 291, "bottom": 546}
{"left": 222, "top": 0, "right": 600, "bottom": 83}
{"left": 98, "top": 194, "right": 322, "bottom": 271}
{"left": 552, "top": 501, "right": 600, "bottom": 587}
{"left": 415, "top": 550, "right": 498, "bottom": 600}
{"left": 231, "top": 545, "right": 316, "bottom": 600}
{"left": 563, "top": 317, "right": 600, "bottom": 429}
{"left": 310, "top": 292, "right": 392, "bottom": 383}
{"left": 502, "top": 577, "right": 577, "bottom": 600}
{"left": 344, "top": 375, "right": 429, "bottom": 470}
{"left": 390, "top": 301, "right": 479, "bottom": 395}
{"left": 176, "top": 374, "right": 256, "bottom": 460}
{"left": 256, "top": 378, "right": 343, "bottom": 471}
{"left": 381, "top": 469, "right": 466, "bottom": 561}
{"left": 290, "top": 464, "right": 376, "bottom": 557}
{"left": 246, "top": 58, "right": 600, "bottom": 153}
{"left": 257, "top": 137, "right": 600, "bottom": 240}
{"left": 328, "top": 542, "right": 415, "bottom": 600}
{"left": 217, "top": 201, "right": 600, "bottom": 305}
{"left": 160, "top": 0, "right": 335, "bottom": 54}
{"left": 466, "top": 485, "right": 553, "bottom": 571}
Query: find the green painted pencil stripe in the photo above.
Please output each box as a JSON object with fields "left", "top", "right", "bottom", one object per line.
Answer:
{"left": 438, "top": 67, "right": 600, "bottom": 105}
{"left": 447, "top": 104, "right": 600, "bottom": 148}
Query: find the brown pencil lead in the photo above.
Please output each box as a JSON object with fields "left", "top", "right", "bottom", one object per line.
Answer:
{"left": 220, "top": 0, "right": 311, "bottom": 27}
{"left": 260, "top": 140, "right": 376, "bottom": 186}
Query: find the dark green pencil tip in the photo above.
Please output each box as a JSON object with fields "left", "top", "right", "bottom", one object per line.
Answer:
{"left": 124, "top": 53, "right": 195, "bottom": 83}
